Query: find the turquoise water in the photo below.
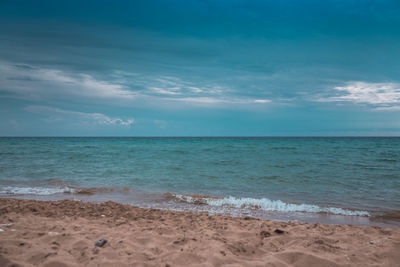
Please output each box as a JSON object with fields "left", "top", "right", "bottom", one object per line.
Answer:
{"left": 1, "top": 137, "right": 399, "bottom": 225}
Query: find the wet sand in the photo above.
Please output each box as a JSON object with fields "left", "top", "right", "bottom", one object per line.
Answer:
{"left": 0, "top": 198, "right": 399, "bottom": 267}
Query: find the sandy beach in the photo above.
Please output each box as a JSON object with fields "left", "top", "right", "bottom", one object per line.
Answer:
{"left": 0, "top": 198, "right": 399, "bottom": 267}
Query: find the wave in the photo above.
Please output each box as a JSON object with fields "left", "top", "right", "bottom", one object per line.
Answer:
{"left": 172, "top": 194, "right": 370, "bottom": 217}
{"left": 0, "top": 185, "right": 76, "bottom": 195}
{"left": 0, "top": 185, "right": 371, "bottom": 217}
{"left": 0, "top": 185, "right": 129, "bottom": 196}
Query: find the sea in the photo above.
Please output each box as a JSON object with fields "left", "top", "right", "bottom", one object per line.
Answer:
{"left": 0, "top": 137, "right": 399, "bottom": 227}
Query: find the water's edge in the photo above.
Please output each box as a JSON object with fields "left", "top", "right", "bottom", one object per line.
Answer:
{"left": 1, "top": 188, "right": 399, "bottom": 228}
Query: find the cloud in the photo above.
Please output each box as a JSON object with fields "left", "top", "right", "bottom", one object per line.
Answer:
{"left": 171, "top": 97, "right": 229, "bottom": 104}
{"left": 145, "top": 76, "right": 204, "bottom": 96}
{"left": 186, "top": 86, "right": 203, "bottom": 93}
{"left": 25, "top": 105, "right": 134, "bottom": 127}
{"left": 375, "top": 106, "right": 400, "bottom": 111}
{"left": 149, "top": 87, "right": 181, "bottom": 95}
{"left": 254, "top": 99, "right": 270, "bottom": 103}
{"left": 319, "top": 81, "right": 400, "bottom": 110}
{"left": 0, "top": 62, "right": 136, "bottom": 100}
{"left": 168, "top": 96, "right": 271, "bottom": 105}
{"left": 112, "top": 71, "right": 271, "bottom": 106}
{"left": 0, "top": 61, "right": 272, "bottom": 108}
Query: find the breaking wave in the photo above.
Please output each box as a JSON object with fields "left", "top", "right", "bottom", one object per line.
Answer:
{"left": 172, "top": 194, "right": 370, "bottom": 216}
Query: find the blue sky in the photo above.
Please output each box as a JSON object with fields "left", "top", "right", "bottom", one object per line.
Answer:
{"left": 1, "top": 0, "right": 400, "bottom": 136}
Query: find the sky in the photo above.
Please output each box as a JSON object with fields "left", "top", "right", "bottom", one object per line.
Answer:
{"left": 1, "top": 0, "right": 400, "bottom": 136}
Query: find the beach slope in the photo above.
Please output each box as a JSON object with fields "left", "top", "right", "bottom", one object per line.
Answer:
{"left": 0, "top": 198, "right": 399, "bottom": 266}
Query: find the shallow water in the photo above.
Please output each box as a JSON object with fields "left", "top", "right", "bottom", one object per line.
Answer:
{"left": 1, "top": 137, "right": 399, "bottom": 226}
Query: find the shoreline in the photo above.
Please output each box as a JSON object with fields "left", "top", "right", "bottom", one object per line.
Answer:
{"left": 2, "top": 189, "right": 399, "bottom": 228}
{"left": 1, "top": 198, "right": 399, "bottom": 266}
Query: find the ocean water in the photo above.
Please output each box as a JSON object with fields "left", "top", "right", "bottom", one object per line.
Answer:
{"left": 0, "top": 137, "right": 399, "bottom": 227}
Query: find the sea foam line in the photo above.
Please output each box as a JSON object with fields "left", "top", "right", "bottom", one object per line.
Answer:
{"left": 174, "top": 195, "right": 370, "bottom": 216}
{"left": 0, "top": 186, "right": 76, "bottom": 195}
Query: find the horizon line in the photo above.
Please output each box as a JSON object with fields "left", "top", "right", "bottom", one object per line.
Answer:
{"left": 1, "top": 136, "right": 400, "bottom": 138}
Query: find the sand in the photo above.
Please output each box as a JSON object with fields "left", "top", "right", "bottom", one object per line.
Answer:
{"left": 0, "top": 198, "right": 399, "bottom": 267}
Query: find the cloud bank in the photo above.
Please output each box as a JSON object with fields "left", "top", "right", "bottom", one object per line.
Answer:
{"left": 0, "top": 61, "right": 271, "bottom": 108}
{"left": 320, "top": 82, "right": 400, "bottom": 110}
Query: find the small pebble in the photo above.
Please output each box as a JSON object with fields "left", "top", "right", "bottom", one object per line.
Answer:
{"left": 260, "top": 231, "right": 271, "bottom": 238}
{"left": 95, "top": 239, "right": 107, "bottom": 247}
{"left": 274, "top": 229, "right": 285, "bottom": 234}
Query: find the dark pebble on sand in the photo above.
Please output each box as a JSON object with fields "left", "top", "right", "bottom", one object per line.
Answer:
{"left": 274, "top": 229, "right": 285, "bottom": 234}
{"left": 260, "top": 231, "right": 271, "bottom": 238}
{"left": 95, "top": 239, "right": 107, "bottom": 247}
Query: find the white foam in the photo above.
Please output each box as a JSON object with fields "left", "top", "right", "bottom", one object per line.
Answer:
{"left": 0, "top": 186, "right": 75, "bottom": 195}
{"left": 174, "top": 195, "right": 370, "bottom": 216}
